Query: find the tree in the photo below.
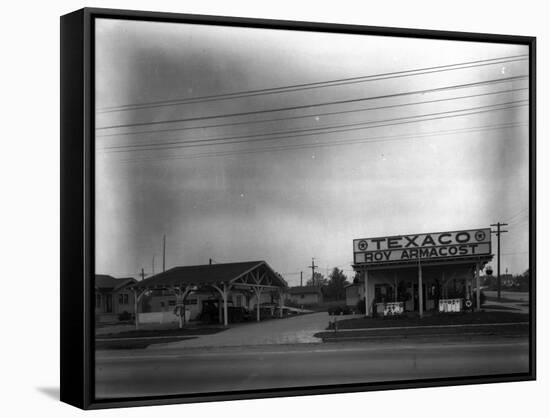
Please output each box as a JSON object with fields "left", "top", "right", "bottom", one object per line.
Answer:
{"left": 325, "top": 267, "right": 349, "bottom": 300}
{"left": 307, "top": 272, "right": 328, "bottom": 287}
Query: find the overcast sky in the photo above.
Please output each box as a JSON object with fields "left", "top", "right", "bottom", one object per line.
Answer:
{"left": 94, "top": 18, "right": 530, "bottom": 285}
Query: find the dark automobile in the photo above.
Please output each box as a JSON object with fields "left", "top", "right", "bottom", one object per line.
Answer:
{"left": 328, "top": 305, "right": 352, "bottom": 315}
{"left": 199, "top": 299, "right": 252, "bottom": 323}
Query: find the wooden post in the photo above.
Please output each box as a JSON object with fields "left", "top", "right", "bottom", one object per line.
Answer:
{"left": 475, "top": 262, "right": 481, "bottom": 311}
{"left": 278, "top": 289, "right": 284, "bottom": 318}
{"left": 211, "top": 284, "right": 229, "bottom": 326}
{"left": 133, "top": 289, "right": 146, "bottom": 330}
{"left": 364, "top": 270, "right": 369, "bottom": 317}
{"left": 418, "top": 260, "right": 423, "bottom": 319}
{"left": 223, "top": 283, "right": 229, "bottom": 327}
{"left": 177, "top": 290, "right": 184, "bottom": 329}
{"left": 255, "top": 288, "right": 262, "bottom": 322}
{"left": 133, "top": 289, "right": 140, "bottom": 330}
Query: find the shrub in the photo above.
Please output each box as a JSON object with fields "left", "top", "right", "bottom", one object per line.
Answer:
{"left": 118, "top": 311, "right": 132, "bottom": 321}
{"left": 356, "top": 298, "right": 366, "bottom": 315}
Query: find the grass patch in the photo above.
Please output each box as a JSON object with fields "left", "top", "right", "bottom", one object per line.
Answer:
{"left": 101, "top": 327, "right": 226, "bottom": 339}
{"left": 331, "top": 311, "right": 528, "bottom": 330}
{"left": 96, "top": 336, "right": 197, "bottom": 350}
{"left": 481, "top": 304, "right": 521, "bottom": 311}
{"left": 485, "top": 296, "right": 526, "bottom": 304}
{"left": 315, "top": 322, "right": 529, "bottom": 341}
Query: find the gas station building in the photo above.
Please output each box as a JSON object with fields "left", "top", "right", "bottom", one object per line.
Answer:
{"left": 350, "top": 228, "right": 493, "bottom": 317}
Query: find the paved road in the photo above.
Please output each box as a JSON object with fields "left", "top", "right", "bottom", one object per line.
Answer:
{"left": 484, "top": 291, "right": 529, "bottom": 302}
{"left": 483, "top": 291, "right": 530, "bottom": 314}
{"left": 95, "top": 336, "right": 529, "bottom": 399}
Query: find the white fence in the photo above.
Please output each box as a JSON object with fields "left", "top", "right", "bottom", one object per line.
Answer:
{"left": 138, "top": 310, "right": 191, "bottom": 324}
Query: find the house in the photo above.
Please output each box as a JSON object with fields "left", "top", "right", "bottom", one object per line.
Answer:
{"left": 345, "top": 283, "right": 362, "bottom": 307}
{"left": 287, "top": 286, "right": 323, "bottom": 306}
{"left": 95, "top": 275, "right": 137, "bottom": 323}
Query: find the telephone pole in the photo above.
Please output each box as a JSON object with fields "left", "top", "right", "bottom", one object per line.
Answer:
{"left": 300, "top": 271, "right": 303, "bottom": 287}
{"left": 491, "top": 222, "right": 508, "bottom": 301}
{"left": 162, "top": 234, "right": 166, "bottom": 272}
{"left": 140, "top": 267, "right": 145, "bottom": 281}
{"left": 309, "top": 258, "right": 318, "bottom": 286}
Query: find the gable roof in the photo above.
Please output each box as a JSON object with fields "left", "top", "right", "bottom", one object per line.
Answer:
{"left": 288, "top": 286, "right": 322, "bottom": 295}
{"left": 131, "top": 261, "right": 287, "bottom": 290}
{"left": 95, "top": 275, "right": 137, "bottom": 292}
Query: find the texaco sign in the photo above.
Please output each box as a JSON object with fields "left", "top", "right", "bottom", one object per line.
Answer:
{"left": 353, "top": 228, "right": 492, "bottom": 265}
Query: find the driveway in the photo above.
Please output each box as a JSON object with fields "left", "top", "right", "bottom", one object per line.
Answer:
{"left": 149, "top": 312, "right": 335, "bottom": 349}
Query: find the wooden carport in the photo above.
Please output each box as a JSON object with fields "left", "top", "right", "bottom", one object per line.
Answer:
{"left": 129, "top": 261, "right": 288, "bottom": 329}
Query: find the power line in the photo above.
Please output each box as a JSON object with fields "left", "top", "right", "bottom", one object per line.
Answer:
{"left": 508, "top": 217, "right": 529, "bottom": 228}
{"left": 504, "top": 207, "right": 529, "bottom": 224}
{"left": 96, "top": 54, "right": 528, "bottom": 113}
{"left": 116, "top": 120, "right": 527, "bottom": 165}
{"left": 98, "top": 87, "right": 528, "bottom": 148}
{"left": 99, "top": 100, "right": 528, "bottom": 154}
{"left": 97, "top": 84, "right": 527, "bottom": 140}
{"left": 501, "top": 251, "right": 529, "bottom": 256}
{"left": 95, "top": 75, "right": 528, "bottom": 131}
{"left": 117, "top": 121, "right": 527, "bottom": 164}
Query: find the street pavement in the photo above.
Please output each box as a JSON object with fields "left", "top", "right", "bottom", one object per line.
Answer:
{"left": 94, "top": 308, "right": 531, "bottom": 399}
{"left": 95, "top": 336, "right": 529, "bottom": 399}
{"left": 483, "top": 291, "right": 530, "bottom": 314}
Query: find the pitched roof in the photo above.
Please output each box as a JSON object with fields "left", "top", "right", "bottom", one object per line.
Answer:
{"left": 131, "top": 261, "right": 287, "bottom": 290}
{"left": 288, "top": 286, "right": 322, "bottom": 295}
{"left": 95, "top": 275, "right": 137, "bottom": 291}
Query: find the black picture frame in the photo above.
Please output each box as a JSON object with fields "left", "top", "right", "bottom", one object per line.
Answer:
{"left": 60, "top": 7, "right": 536, "bottom": 410}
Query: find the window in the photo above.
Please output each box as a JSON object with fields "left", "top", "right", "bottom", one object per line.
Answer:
{"left": 300, "top": 294, "right": 305, "bottom": 299}
{"left": 160, "top": 301, "right": 165, "bottom": 308}
{"left": 168, "top": 300, "right": 176, "bottom": 306}
{"left": 118, "top": 293, "right": 129, "bottom": 305}
{"left": 186, "top": 299, "right": 198, "bottom": 305}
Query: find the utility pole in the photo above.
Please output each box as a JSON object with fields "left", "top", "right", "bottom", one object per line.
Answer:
{"left": 300, "top": 271, "right": 303, "bottom": 287}
{"left": 418, "top": 256, "right": 423, "bottom": 319}
{"left": 491, "top": 222, "right": 508, "bottom": 301}
{"left": 162, "top": 234, "right": 166, "bottom": 272}
{"left": 140, "top": 268, "right": 145, "bottom": 281}
{"left": 309, "top": 258, "right": 318, "bottom": 286}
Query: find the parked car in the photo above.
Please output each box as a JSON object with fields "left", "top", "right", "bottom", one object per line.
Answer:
{"left": 198, "top": 300, "right": 252, "bottom": 323}
{"left": 328, "top": 305, "right": 352, "bottom": 315}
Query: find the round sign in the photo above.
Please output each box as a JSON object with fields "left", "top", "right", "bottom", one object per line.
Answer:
{"left": 474, "top": 230, "right": 486, "bottom": 241}
{"left": 358, "top": 240, "right": 368, "bottom": 251}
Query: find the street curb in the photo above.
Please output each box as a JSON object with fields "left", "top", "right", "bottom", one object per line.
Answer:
{"left": 328, "top": 321, "right": 529, "bottom": 333}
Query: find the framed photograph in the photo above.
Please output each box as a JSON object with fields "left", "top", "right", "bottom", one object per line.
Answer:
{"left": 60, "top": 7, "right": 536, "bottom": 410}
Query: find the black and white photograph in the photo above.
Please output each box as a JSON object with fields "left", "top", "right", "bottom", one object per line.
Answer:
{"left": 89, "top": 13, "right": 534, "bottom": 402}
